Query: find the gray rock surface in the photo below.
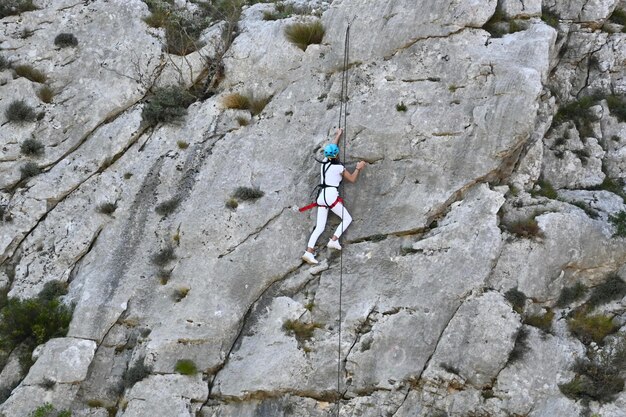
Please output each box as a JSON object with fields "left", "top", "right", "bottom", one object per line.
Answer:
{"left": 1, "top": 0, "right": 626, "bottom": 416}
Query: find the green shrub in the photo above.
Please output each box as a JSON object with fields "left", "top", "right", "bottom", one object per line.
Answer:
{"left": 30, "top": 404, "right": 55, "bottom": 417}
{"left": 174, "top": 359, "right": 197, "bottom": 375}
{"left": 504, "top": 287, "right": 526, "bottom": 314}
{"left": 605, "top": 94, "right": 626, "bottom": 122}
{"left": 232, "top": 186, "right": 264, "bottom": 201}
{"left": 609, "top": 210, "right": 626, "bottom": 237}
{"left": 225, "top": 198, "right": 238, "bottom": 210}
{"left": 176, "top": 140, "right": 189, "bottom": 149}
{"left": 142, "top": 86, "right": 196, "bottom": 126}
{"left": 38, "top": 280, "right": 68, "bottom": 302}
{"left": 560, "top": 354, "right": 625, "bottom": 403}
{"left": 568, "top": 310, "right": 619, "bottom": 345}
{"left": 541, "top": 8, "right": 559, "bottom": 28}
{"left": 20, "top": 138, "right": 44, "bottom": 156}
{"left": 20, "top": 162, "right": 41, "bottom": 179}
{"left": 6, "top": 100, "right": 38, "bottom": 123}
{"left": 14, "top": 64, "right": 46, "bottom": 83}
{"left": 557, "top": 282, "right": 587, "bottom": 307}
{"left": 40, "top": 377, "right": 55, "bottom": 390}
{"left": 0, "top": 282, "right": 73, "bottom": 373}
{"left": 531, "top": 179, "right": 558, "bottom": 199}
{"left": 155, "top": 197, "right": 180, "bottom": 217}
{"left": 0, "top": 0, "right": 37, "bottom": 19}
{"left": 524, "top": 309, "right": 554, "bottom": 332}
{"left": 37, "top": 85, "right": 55, "bottom": 104}
{"left": 97, "top": 202, "right": 117, "bottom": 215}
{"left": 594, "top": 176, "right": 626, "bottom": 203}
{"left": 609, "top": 9, "right": 626, "bottom": 25}
{"left": 396, "top": 102, "right": 407, "bottom": 112}
{"left": 157, "top": 268, "right": 172, "bottom": 285}
{"left": 151, "top": 245, "right": 176, "bottom": 267}
{"left": 284, "top": 21, "right": 325, "bottom": 51}
{"left": 54, "top": 33, "right": 78, "bottom": 48}
{"left": 483, "top": 8, "right": 524, "bottom": 37}
{"left": 123, "top": 357, "right": 152, "bottom": 388}
{"left": 587, "top": 274, "right": 626, "bottom": 307}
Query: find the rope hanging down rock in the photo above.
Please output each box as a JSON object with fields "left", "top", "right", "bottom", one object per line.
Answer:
{"left": 336, "top": 20, "right": 351, "bottom": 415}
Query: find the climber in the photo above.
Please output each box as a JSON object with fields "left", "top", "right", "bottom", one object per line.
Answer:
{"left": 301, "top": 128, "right": 367, "bottom": 265}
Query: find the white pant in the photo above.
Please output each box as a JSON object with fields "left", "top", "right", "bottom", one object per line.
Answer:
{"left": 306, "top": 188, "right": 352, "bottom": 248}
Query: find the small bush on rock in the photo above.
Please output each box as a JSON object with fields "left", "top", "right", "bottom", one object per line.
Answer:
{"left": 282, "top": 319, "right": 321, "bottom": 343}
{"left": 123, "top": 357, "right": 152, "bottom": 388}
{"left": 142, "top": 86, "right": 196, "bottom": 126}
{"left": 0, "top": 281, "right": 72, "bottom": 373}
{"left": 541, "top": 8, "right": 559, "bottom": 28}
{"left": 531, "top": 179, "right": 557, "bottom": 199}
{"left": 20, "top": 138, "right": 44, "bottom": 156}
{"left": 54, "top": 33, "right": 78, "bottom": 48}
{"left": 232, "top": 186, "right": 264, "bottom": 201}
{"left": 37, "top": 86, "right": 55, "bottom": 104}
{"left": 524, "top": 309, "right": 554, "bottom": 333}
{"left": 605, "top": 94, "right": 626, "bottom": 122}
{"left": 504, "top": 287, "right": 526, "bottom": 314}
{"left": 222, "top": 93, "right": 250, "bottom": 110}
{"left": 151, "top": 245, "right": 176, "bottom": 267}
{"left": 587, "top": 274, "right": 626, "bottom": 307}
{"left": 507, "top": 327, "right": 530, "bottom": 363}
{"left": 284, "top": 21, "right": 325, "bottom": 51}
{"left": 568, "top": 309, "right": 619, "bottom": 345}
{"left": 263, "top": 2, "right": 310, "bottom": 20}
{"left": 609, "top": 9, "right": 626, "bottom": 26}
{"left": 609, "top": 211, "right": 626, "bottom": 237}
{"left": 0, "top": 0, "right": 37, "bottom": 19}
{"left": 155, "top": 197, "right": 180, "bottom": 217}
{"left": 557, "top": 282, "right": 587, "bottom": 307}
{"left": 396, "top": 102, "right": 407, "bottom": 112}
{"left": 174, "top": 359, "right": 197, "bottom": 375}
{"left": 20, "top": 162, "right": 41, "bottom": 179}
{"left": 172, "top": 287, "right": 189, "bottom": 302}
{"left": 97, "top": 202, "right": 117, "bottom": 215}
{"left": 6, "top": 100, "right": 37, "bottom": 123}
{"left": 508, "top": 217, "right": 543, "bottom": 239}
{"left": 14, "top": 64, "right": 46, "bottom": 83}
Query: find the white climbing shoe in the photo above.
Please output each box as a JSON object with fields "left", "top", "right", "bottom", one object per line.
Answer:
{"left": 302, "top": 251, "right": 319, "bottom": 265}
{"left": 327, "top": 239, "right": 342, "bottom": 251}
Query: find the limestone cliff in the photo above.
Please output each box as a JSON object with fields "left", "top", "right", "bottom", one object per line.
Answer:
{"left": 0, "top": 0, "right": 625, "bottom": 416}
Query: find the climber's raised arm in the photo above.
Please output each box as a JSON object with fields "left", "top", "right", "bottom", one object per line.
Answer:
{"left": 331, "top": 128, "right": 343, "bottom": 145}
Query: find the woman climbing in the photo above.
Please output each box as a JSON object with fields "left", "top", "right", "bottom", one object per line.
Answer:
{"left": 301, "top": 128, "right": 367, "bottom": 265}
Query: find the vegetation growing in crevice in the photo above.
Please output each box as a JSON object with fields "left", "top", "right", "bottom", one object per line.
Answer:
{"left": 587, "top": 274, "right": 626, "bottom": 307}
{"left": 123, "top": 356, "right": 152, "bottom": 389}
{"left": 0, "top": 0, "right": 37, "bottom": 19}
{"left": 142, "top": 85, "right": 196, "bottom": 126}
{"left": 221, "top": 92, "right": 272, "bottom": 116}
{"left": 507, "top": 327, "right": 530, "bottom": 363}
{"left": 567, "top": 309, "right": 619, "bottom": 345}
{"left": 396, "top": 102, "right": 407, "bottom": 112}
{"left": 6, "top": 100, "right": 38, "bottom": 123}
{"left": 541, "top": 8, "right": 560, "bottom": 28}
{"left": 172, "top": 286, "right": 189, "bottom": 302}
{"left": 609, "top": 210, "right": 626, "bottom": 237}
{"left": 507, "top": 216, "right": 543, "bottom": 239}
{"left": 20, "top": 161, "right": 42, "bottom": 179}
{"left": 523, "top": 309, "right": 554, "bottom": 333}
{"left": 97, "top": 202, "right": 117, "bottom": 215}
{"left": 174, "top": 358, "right": 197, "bottom": 375}
{"left": 557, "top": 282, "right": 587, "bottom": 307}
{"left": 54, "top": 33, "right": 78, "bottom": 48}
{"left": 609, "top": 8, "right": 626, "bottom": 25}
{"left": 559, "top": 334, "right": 626, "bottom": 403}
{"left": 530, "top": 179, "right": 557, "bottom": 199}
{"left": 263, "top": 2, "right": 312, "bottom": 20}
{"left": 284, "top": 20, "right": 325, "bottom": 51}
{"left": 483, "top": 7, "right": 525, "bottom": 38}
{"left": 0, "top": 281, "right": 73, "bottom": 373}
{"left": 282, "top": 319, "right": 321, "bottom": 345}
{"left": 14, "top": 64, "right": 46, "bottom": 83}
{"left": 504, "top": 287, "right": 527, "bottom": 314}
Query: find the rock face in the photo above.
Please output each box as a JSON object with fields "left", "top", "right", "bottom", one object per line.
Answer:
{"left": 1, "top": 0, "right": 625, "bottom": 416}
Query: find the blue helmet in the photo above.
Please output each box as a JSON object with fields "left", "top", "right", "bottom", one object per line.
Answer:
{"left": 324, "top": 144, "right": 339, "bottom": 158}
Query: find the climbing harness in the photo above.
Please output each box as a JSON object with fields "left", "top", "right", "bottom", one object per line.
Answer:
{"left": 299, "top": 160, "right": 343, "bottom": 212}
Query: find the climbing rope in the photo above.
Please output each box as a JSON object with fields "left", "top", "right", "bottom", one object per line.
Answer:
{"left": 336, "top": 21, "right": 351, "bottom": 415}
